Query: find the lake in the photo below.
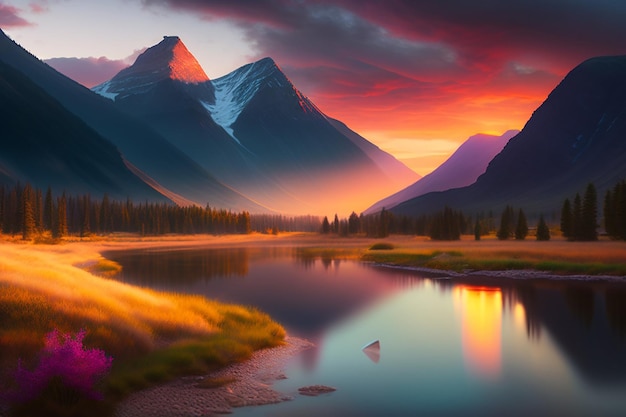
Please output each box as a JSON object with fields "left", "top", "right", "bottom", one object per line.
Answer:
{"left": 107, "top": 246, "right": 626, "bottom": 417}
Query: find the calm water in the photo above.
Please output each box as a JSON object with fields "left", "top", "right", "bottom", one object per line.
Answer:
{"left": 108, "top": 247, "right": 626, "bottom": 417}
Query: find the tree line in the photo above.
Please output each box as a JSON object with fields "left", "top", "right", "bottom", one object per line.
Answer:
{"left": 0, "top": 183, "right": 292, "bottom": 239}
{"left": 603, "top": 180, "right": 626, "bottom": 240}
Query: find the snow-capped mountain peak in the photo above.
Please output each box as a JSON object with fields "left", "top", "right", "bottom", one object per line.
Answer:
{"left": 93, "top": 36, "right": 209, "bottom": 99}
{"left": 203, "top": 57, "right": 318, "bottom": 144}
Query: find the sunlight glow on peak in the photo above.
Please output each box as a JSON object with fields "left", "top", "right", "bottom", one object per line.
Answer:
{"left": 168, "top": 40, "right": 209, "bottom": 83}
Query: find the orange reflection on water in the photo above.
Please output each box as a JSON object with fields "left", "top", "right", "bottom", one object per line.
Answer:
{"left": 454, "top": 285, "right": 502, "bottom": 378}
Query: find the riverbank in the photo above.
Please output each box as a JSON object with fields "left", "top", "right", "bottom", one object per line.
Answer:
{"left": 114, "top": 336, "right": 314, "bottom": 417}
{"left": 0, "top": 238, "right": 286, "bottom": 416}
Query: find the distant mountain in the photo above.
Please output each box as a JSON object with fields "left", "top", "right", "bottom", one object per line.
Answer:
{"left": 93, "top": 37, "right": 418, "bottom": 214}
{"left": 0, "top": 30, "right": 266, "bottom": 212}
{"left": 365, "top": 130, "right": 518, "bottom": 214}
{"left": 391, "top": 55, "right": 626, "bottom": 218}
{"left": 0, "top": 60, "right": 164, "bottom": 200}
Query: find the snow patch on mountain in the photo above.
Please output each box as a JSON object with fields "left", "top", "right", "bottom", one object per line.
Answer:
{"left": 92, "top": 80, "right": 118, "bottom": 101}
{"left": 203, "top": 58, "right": 279, "bottom": 145}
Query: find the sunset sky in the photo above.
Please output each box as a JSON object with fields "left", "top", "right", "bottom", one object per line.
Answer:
{"left": 3, "top": 0, "right": 626, "bottom": 175}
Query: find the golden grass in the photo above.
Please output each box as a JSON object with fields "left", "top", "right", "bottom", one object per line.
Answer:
{"left": 0, "top": 240, "right": 285, "bottom": 411}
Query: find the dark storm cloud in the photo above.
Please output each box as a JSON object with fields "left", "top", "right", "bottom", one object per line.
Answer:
{"left": 140, "top": 0, "right": 468, "bottom": 101}
{"left": 141, "top": 0, "right": 626, "bottom": 74}
{"left": 0, "top": 3, "right": 32, "bottom": 27}
{"left": 328, "top": 0, "right": 626, "bottom": 71}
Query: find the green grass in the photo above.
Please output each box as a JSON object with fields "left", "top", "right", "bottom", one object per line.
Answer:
{"left": 369, "top": 243, "right": 395, "bottom": 250}
{"left": 362, "top": 249, "right": 626, "bottom": 276}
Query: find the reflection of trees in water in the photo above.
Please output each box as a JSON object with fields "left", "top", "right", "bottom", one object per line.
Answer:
{"left": 294, "top": 249, "right": 341, "bottom": 271}
{"left": 108, "top": 249, "right": 249, "bottom": 286}
{"left": 605, "top": 287, "right": 626, "bottom": 340}
{"left": 513, "top": 284, "right": 542, "bottom": 340}
{"left": 515, "top": 281, "right": 626, "bottom": 385}
{"left": 564, "top": 286, "right": 595, "bottom": 328}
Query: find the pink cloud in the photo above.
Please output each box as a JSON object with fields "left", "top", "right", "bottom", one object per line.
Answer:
{"left": 44, "top": 48, "right": 146, "bottom": 87}
{"left": 0, "top": 3, "right": 32, "bottom": 27}
{"left": 45, "top": 57, "right": 121, "bottom": 87}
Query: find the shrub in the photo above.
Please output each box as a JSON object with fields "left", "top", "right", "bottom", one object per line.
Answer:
{"left": 369, "top": 243, "right": 395, "bottom": 250}
{"left": 7, "top": 329, "right": 113, "bottom": 406}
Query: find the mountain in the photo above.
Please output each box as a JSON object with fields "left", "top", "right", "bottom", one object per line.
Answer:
{"left": 0, "top": 29, "right": 267, "bottom": 212}
{"left": 391, "top": 55, "right": 626, "bottom": 218}
{"left": 365, "top": 130, "right": 518, "bottom": 214}
{"left": 93, "top": 37, "right": 418, "bottom": 214}
{"left": 0, "top": 60, "right": 164, "bottom": 200}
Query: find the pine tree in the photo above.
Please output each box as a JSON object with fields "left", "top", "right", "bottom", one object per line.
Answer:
{"left": 80, "top": 194, "right": 91, "bottom": 238}
{"left": 43, "top": 187, "right": 53, "bottom": 232}
{"left": 321, "top": 216, "right": 330, "bottom": 234}
{"left": 474, "top": 219, "right": 481, "bottom": 241}
{"left": 333, "top": 214, "right": 340, "bottom": 234}
{"left": 515, "top": 209, "right": 528, "bottom": 240}
{"left": 379, "top": 208, "right": 391, "bottom": 238}
{"left": 21, "top": 184, "right": 35, "bottom": 240}
{"left": 572, "top": 193, "right": 582, "bottom": 240}
{"left": 580, "top": 183, "right": 598, "bottom": 241}
{"left": 536, "top": 215, "right": 550, "bottom": 241}
{"left": 348, "top": 211, "right": 360, "bottom": 235}
{"left": 560, "top": 198, "right": 572, "bottom": 239}
{"left": 53, "top": 194, "right": 68, "bottom": 239}
{"left": 497, "top": 205, "right": 515, "bottom": 240}
{"left": 100, "top": 194, "right": 111, "bottom": 234}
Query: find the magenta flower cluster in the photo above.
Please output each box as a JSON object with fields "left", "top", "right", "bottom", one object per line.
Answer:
{"left": 10, "top": 329, "right": 113, "bottom": 403}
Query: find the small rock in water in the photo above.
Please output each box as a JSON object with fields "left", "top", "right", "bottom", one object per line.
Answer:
{"left": 298, "top": 385, "right": 337, "bottom": 396}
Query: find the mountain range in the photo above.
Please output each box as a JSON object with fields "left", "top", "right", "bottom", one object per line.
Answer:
{"left": 390, "top": 55, "right": 626, "bottom": 218}
{"left": 0, "top": 29, "right": 266, "bottom": 211}
{"left": 365, "top": 130, "right": 518, "bottom": 214}
{"left": 3, "top": 28, "right": 625, "bottom": 220}
{"left": 92, "top": 36, "right": 418, "bottom": 214}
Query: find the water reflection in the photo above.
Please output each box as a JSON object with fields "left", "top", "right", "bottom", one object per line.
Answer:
{"left": 105, "top": 248, "right": 251, "bottom": 286}
{"left": 454, "top": 286, "right": 502, "bottom": 378}
{"left": 107, "top": 247, "right": 626, "bottom": 416}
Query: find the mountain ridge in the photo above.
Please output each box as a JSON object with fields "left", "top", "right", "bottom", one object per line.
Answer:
{"left": 92, "top": 36, "right": 418, "bottom": 215}
{"left": 366, "top": 130, "right": 518, "bottom": 214}
{"left": 0, "top": 29, "right": 268, "bottom": 212}
{"left": 391, "top": 55, "right": 626, "bottom": 218}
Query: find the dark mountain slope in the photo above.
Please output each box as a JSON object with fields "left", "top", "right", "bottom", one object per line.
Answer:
{"left": 0, "top": 30, "right": 266, "bottom": 212}
{"left": 392, "top": 56, "right": 626, "bottom": 218}
{"left": 0, "top": 60, "right": 164, "bottom": 200}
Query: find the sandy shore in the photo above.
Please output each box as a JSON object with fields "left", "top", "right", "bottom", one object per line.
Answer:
{"left": 114, "top": 336, "right": 314, "bottom": 417}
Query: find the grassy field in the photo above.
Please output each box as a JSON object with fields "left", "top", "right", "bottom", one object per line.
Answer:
{"left": 289, "top": 234, "right": 626, "bottom": 276}
{"left": 359, "top": 236, "right": 626, "bottom": 276}
{"left": 0, "top": 240, "right": 285, "bottom": 416}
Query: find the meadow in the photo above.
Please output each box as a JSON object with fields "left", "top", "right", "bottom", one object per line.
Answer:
{"left": 0, "top": 238, "right": 285, "bottom": 416}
